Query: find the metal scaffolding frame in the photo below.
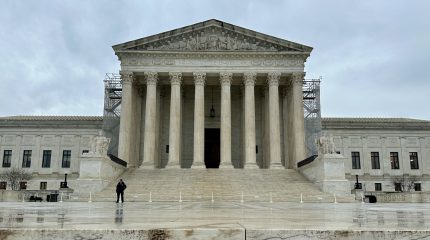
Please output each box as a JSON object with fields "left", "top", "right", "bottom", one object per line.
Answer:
{"left": 101, "top": 73, "right": 322, "bottom": 158}
{"left": 303, "top": 77, "right": 322, "bottom": 157}
{"left": 102, "top": 73, "right": 122, "bottom": 156}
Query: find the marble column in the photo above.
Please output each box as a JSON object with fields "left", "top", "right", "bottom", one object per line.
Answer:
{"left": 168, "top": 72, "right": 182, "bottom": 168}
{"left": 220, "top": 72, "right": 233, "bottom": 168}
{"left": 282, "top": 88, "right": 291, "bottom": 168}
{"left": 193, "top": 72, "right": 206, "bottom": 168}
{"left": 289, "top": 72, "right": 306, "bottom": 167}
{"left": 267, "top": 72, "right": 282, "bottom": 168}
{"left": 118, "top": 72, "right": 134, "bottom": 164}
{"left": 243, "top": 72, "right": 258, "bottom": 168}
{"left": 142, "top": 72, "right": 158, "bottom": 168}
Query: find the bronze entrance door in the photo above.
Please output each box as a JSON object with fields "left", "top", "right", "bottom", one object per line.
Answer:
{"left": 204, "top": 128, "right": 220, "bottom": 168}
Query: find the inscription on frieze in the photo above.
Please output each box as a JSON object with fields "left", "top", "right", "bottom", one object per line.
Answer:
{"left": 122, "top": 56, "right": 304, "bottom": 68}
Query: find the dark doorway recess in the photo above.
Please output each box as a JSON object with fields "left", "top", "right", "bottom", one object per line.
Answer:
{"left": 204, "top": 128, "right": 220, "bottom": 168}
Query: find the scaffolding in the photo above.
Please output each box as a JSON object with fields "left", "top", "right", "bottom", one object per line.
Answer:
{"left": 101, "top": 73, "right": 322, "bottom": 158}
{"left": 102, "top": 73, "right": 122, "bottom": 156}
{"left": 303, "top": 77, "right": 322, "bottom": 157}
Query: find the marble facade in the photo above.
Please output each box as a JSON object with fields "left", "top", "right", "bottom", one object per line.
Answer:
{"left": 114, "top": 19, "right": 310, "bottom": 169}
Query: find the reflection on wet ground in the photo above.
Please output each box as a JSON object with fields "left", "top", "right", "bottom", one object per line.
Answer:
{"left": 0, "top": 202, "right": 429, "bottom": 230}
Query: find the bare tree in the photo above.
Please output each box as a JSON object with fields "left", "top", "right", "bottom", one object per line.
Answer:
{"left": 392, "top": 175, "right": 418, "bottom": 192}
{"left": 0, "top": 168, "right": 32, "bottom": 190}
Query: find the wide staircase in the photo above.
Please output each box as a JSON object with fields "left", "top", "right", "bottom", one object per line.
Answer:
{"left": 94, "top": 168, "right": 355, "bottom": 203}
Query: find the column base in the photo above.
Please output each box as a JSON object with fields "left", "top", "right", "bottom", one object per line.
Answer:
{"left": 244, "top": 164, "right": 259, "bottom": 169}
{"left": 192, "top": 164, "right": 206, "bottom": 169}
{"left": 218, "top": 165, "right": 234, "bottom": 169}
{"left": 269, "top": 163, "right": 285, "bottom": 169}
{"left": 165, "top": 164, "right": 182, "bottom": 169}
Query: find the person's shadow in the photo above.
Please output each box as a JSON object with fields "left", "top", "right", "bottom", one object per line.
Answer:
{"left": 115, "top": 204, "right": 123, "bottom": 224}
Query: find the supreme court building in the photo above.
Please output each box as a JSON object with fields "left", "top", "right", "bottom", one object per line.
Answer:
{"left": 1, "top": 19, "right": 429, "bottom": 199}
{"left": 114, "top": 19, "right": 310, "bottom": 169}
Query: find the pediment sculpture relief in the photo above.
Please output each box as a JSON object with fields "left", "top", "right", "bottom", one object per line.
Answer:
{"left": 127, "top": 27, "right": 296, "bottom": 52}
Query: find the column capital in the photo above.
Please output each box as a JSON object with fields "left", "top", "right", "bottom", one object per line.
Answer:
{"left": 169, "top": 72, "right": 182, "bottom": 85}
{"left": 144, "top": 72, "right": 158, "bottom": 85}
{"left": 243, "top": 72, "right": 257, "bottom": 86}
{"left": 220, "top": 72, "right": 233, "bottom": 86}
{"left": 291, "top": 72, "right": 306, "bottom": 85}
{"left": 267, "top": 72, "right": 281, "bottom": 86}
{"left": 120, "top": 72, "right": 135, "bottom": 85}
{"left": 193, "top": 72, "right": 206, "bottom": 86}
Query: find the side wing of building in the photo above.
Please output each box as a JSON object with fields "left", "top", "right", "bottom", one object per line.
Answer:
{"left": 0, "top": 116, "right": 102, "bottom": 190}
{"left": 322, "top": 118, "right": 430, "bottom": 193}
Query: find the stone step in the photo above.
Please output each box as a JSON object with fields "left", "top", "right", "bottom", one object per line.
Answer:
{"left": 93, "top": 168, "right": 355, "bottom": 203}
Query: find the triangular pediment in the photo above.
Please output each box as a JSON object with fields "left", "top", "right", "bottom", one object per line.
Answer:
{"left": 113, "top": 19, "right": 312, "bottom": 52}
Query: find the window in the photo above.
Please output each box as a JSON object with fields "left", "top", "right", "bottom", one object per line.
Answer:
{"left": 351, "top": 152, "right": 361, "bottom": 169}
{"left": 390, "top": 152, "right": 400, "bottom": 169}
{"left": 410, "top": 152, "right": 419, "bottom": 170}
{"left": 22, "top": 150, "right": 32, "bottom": 168}
{"left": 0, "top": 181, "right": 6, "bottom": 190}
{"left": 19, "top": 181, "right": 27, "bottom": 190}
{"left": 40, "top": 182, "right": 47, "bottom": 190}
{"left": 336, "top": 151, "right": 341, "bottom": 154}
{"left": 371, "top": 152, "right": 380, "bottom": 169}
{"left": 41, "top": 150, "right": 51, "bottom": 168}
{"left": 2, "top": 150, "right": 12, "bottom": 168}
{"left": 394, "top": 182, "right": 402, "bottom": 192}
{"left": 62, "top": 150, "right": 71, "bottom": 168}
{"left": 375, "top": 183, "right": 382, "bottom": 191}
{"left": 82, "top": 150, "right": 89, "bottom": 154}
{"left": 414, "top": 183, "right": 422, "bottom": 192}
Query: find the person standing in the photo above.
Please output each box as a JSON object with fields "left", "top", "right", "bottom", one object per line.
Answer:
{"left": 116, "top": 179, "right": 127, "bottom": 203}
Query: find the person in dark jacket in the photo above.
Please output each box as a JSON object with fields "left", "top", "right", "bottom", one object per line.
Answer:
{"left": 116, "top": 179, "right": 127, "bottom": 203}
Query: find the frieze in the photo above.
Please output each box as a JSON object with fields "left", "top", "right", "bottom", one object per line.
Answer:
{"left": 119, "top": 52, "right": 306, "bottom": 68}
{"left": 125, "top": 26, "right": 295, "bottom": 52}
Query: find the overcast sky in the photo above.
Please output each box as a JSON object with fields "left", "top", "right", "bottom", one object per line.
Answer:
{"left": 1, "top": 0, "right": 429, "bottom": 119}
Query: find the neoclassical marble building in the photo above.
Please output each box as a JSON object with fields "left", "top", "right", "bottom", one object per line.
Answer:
{"left": 0, "top": 20, "right": 429, "bottom": 198}
{"left": 113, "top": 19, "right": 310, "bottom": 169}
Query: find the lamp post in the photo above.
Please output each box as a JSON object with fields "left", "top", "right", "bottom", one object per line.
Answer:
{"left": 63, "top": 173, "right": 68, "bottom": 188}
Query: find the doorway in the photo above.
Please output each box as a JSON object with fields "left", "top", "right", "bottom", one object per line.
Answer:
{"left": 204, "top": 128, "right": 220, "bottom": 168}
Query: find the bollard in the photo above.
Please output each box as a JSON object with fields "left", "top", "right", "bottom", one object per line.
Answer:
{"left": 149, "top": 191, "right": 152, "bottom": 203}
{"left": 88, "top": 192, "right": 92, "bottom": 203}
{"left": 179, "top": 191, "right": 182, "bottom": 203}
{"left": 59, "top": 192, "right": 63, "bottom": 203}
{"left": 270, "top": 192, "right": 273, "bottom": 204}
{"left": 334, "top": 194, "right": 337, "bottom": 204}
{"left": 300, "top": 193, "right": 303, "bottom": 204}
{"left": 241, "top": 192, "right": 244, "bottom": 203}
{"left": 361, "top": 194, "right": 365, "bottom": 204}
{"left": 211, "top": 192, "right": 214, "bottom": 203}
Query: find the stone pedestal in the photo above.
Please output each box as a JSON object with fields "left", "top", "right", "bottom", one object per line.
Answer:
{"left": 76, "top": 154, "right": 126, "bottom": 193}
{"left": 299, "top": 154, "right": 351, "bottom": 196}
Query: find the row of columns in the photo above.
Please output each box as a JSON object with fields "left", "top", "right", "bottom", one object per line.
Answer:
{"left": 118, "top": 71, "right": 306, "bottom": 168}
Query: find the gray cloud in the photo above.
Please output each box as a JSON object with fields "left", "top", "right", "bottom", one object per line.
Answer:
{"left": 1, "top": 0, "right": 429, "bottom": 119}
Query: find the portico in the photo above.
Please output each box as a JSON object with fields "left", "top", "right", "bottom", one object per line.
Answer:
{"left": 113, "top": 19, "right": 312, "bottom": 169}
